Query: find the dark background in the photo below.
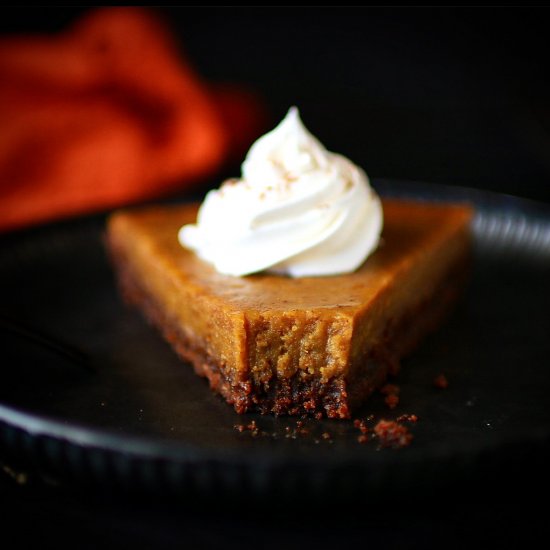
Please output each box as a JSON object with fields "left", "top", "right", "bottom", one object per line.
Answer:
{"left": 1, "top": 6, "right": 549, "bottom": 205}
{"left": 176, "top": 7, "right": 550, "bottom": 205}
{"left": 1, "top": 7, "right": 549, "bottom": 549}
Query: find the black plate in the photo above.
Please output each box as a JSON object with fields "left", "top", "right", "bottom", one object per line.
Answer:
{"left": 1, "top": 179, "right": 549, "bottom": 499}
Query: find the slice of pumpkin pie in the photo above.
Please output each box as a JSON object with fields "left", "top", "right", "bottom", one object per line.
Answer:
{"left": 106, "top": 108, "right": 473, "bottom": 418}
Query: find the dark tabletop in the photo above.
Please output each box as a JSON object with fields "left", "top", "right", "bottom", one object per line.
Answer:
{"left": 1, "top": 7, "right": 549, "bottom": 548}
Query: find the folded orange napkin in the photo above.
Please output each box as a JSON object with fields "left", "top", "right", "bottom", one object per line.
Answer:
{"left": 0, "top": 7, "right": 266, "bottom": 233}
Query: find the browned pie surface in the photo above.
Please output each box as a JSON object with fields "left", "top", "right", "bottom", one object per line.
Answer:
{"left": 106, "top": 199, "right": 473, "bottom": 418}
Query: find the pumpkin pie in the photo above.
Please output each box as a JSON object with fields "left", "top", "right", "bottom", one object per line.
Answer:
{"left": 106, "top": 199, "right": 473, "bottom": 419}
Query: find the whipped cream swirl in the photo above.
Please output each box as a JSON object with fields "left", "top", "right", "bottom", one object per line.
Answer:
{"left": 178, "top": 107, "right": 383, "bottom": 277}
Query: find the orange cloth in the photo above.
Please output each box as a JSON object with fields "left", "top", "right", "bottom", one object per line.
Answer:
{"left": 0, "top": 8, "right": 266, "bottom": 232}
